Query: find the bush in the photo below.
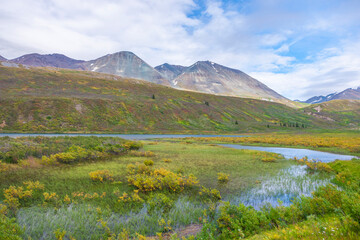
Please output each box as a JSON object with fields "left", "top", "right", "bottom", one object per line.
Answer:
{"left": 147, "top": 193, "right": 174, "bottom": 213}
{"left": 199, "top": 186, "right": 221, "bottom": 202}
{"left": 144, "top": 159, "right": 154, "bottom": 166}
{"left": 0, "top": 214, "right": 23, "bottom": 240}
{"left": 3, "top": 181, "right": 44, "bottom": 212}
{"left": 129, "top": 151, "right": 155, "bottom": 157}
{"left": 89, "top": 170, "right": 114, "bottom": 182}
{"left": 126, "top": 163, "right": 198, "bottom": 192}
{"left": 295, "top": 157, "right": 333, "bottom": 172}
{"left": 217, "top": 172, "right": 229, "bottom": 184}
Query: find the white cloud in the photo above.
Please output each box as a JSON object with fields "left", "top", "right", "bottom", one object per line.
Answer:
{"left": 251, "top": 38, "right": 360, "bottom": 100}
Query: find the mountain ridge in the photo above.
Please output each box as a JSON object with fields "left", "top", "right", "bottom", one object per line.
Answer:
{"left": 11, "top": 53, "right": 86, "bottom": 69}
{"left": 301, "top": 87, "right": 360, "bottom": 104}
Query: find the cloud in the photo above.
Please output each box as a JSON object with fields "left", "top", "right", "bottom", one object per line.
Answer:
{"left": 0, "top": 0, "right": 359, "bottom": 100}
{"left": 251, "top": 38, "right": 360, "bottom": 100}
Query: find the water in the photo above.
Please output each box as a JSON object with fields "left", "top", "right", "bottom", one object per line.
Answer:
{"left": 220, "top": 144, "right": 358, "bottom": 162}
{"left": 0, "top": 133, "right": 246, "bottom": 140}
{"left": 222, "top": 144, "right": 358, "bottom": 209}
{"left": 229, "top": 165, "right": 331, "bottom": 209}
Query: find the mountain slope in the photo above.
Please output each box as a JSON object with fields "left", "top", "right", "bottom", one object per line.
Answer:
{"left": 172, "top": 61, "right": 296, "bottom": 106}
{"left": 82, "top": 51, "right": 169, "bottom": 85}
{"left": 155, "top": 63, "right": 187, "bottom": 81}
{"left": 0, "top": 65, "right": 335, "bottom": 133}
{"left": 303, "top": 87, "right": 360, "bottom": 104}
{"left": 0, "top": 55, "right": 6, "bottom": 61}
{"left": 303, "top": 100, "right": 360, "bottom": 128}
{"left": 11, "top": 53, "right": 85, "bottom": 69}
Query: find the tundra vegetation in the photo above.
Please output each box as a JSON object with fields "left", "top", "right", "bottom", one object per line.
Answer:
{"left": 2, "top": 65, "right": 359, "bottom": 134}
{"left": 0, "top": 135, "right": 359, "bottom": 239}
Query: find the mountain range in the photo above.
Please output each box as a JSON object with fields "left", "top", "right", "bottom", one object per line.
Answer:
{"left": 156, "top": 61, "right": 288, "bottom": 104}
{"left": 301, "top": 87, "right": 360, "bottom": 104}
{"left": 0, "top": 51, "right": 295, "bottom": 106}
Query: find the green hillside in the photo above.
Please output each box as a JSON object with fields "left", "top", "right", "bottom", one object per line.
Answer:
{"left": 303, "top": 100, "right": 360, "bottom": 129}
{"left": 0, "top": 65, "right": 341, "bottom": 133}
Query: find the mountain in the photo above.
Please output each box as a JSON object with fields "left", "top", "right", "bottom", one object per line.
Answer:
{"left": 0, "top": 55, "right": 6, "bottom": 61}
{"left": 171, "top": 61, "right": 293, "bottom": 106}
{"left": 0, "top": 65, "right": 339, "bottom": 133}
{"left": 155, "top": 63, "right": 187, "bottom": 81}
{"left": 303, "top": 87, "right": 360, "bottom": 104}
{"left": 11, "top": 53, "right": 85, "bottom": 69}
{"left": 82, "top": 51, "right": 169, "bottom": 85}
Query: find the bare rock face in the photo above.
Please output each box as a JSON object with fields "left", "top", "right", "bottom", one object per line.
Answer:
{"left": 155, "top": 63, "right": 187, "bottom": 81}
{"left": 11, "top": 53, "right": 85, "bottom": 69}
{"left": 83, "top": 51, "right": 169, "bottom": 85}
{"left": 172, "top": 61, "right": 288, "bottom": 102}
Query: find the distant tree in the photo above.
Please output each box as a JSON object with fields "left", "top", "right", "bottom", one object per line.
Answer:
{"left": 235, "top": 120, "right": 238, "bottom": 125}
{"left": 267, "top": 124, "right": 270, "bottom": 128}
{"left": 152, "top": 94, "right": 155, "bottom": 99}
{"left": 204, "top": 101, "right": 209, "bottom": 106}
{"left": 296, "top": 122, "right": 299, "bottom": 127}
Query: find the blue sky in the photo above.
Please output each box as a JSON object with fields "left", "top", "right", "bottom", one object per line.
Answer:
{"left": 0, "top": 0, "right": 359, "bottom": 100}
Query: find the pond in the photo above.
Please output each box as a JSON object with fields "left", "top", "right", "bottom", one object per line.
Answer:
{"left": 222, "top": 144, "right": 358, "bottom": 209}
{"left": 220, "top": 144, "right": 358, "bottom": 162}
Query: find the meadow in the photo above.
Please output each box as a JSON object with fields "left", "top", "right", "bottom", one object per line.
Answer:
{"left": 0, "top": 135, "right": 359, "bottom": 239}
{"left": 0, "top": 65, "right": 348, "bottom": 134}
{"left": 184, "top": 131, "right": 360, "bottom": 156}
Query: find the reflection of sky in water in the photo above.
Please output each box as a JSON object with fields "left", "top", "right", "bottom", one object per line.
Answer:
{"left": 220, "top": 144, "right": 358, "bottom": 162}
{"left": 228, "top": 165, "right": 332, "bottom": 210}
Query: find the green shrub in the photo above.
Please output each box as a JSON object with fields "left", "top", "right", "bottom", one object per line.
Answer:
{"left": 0, "top": 214, "right": 23, "bottom": 240}
{"left": 217, "top": 172, "right": 229, "bottom": 184}
{"left": 147, "top": 193, "right": 174, "bottom": 213}
{"left": 126, "top": 163, "right": 198, "bottom": 192}
{"left": 89, "top": 170, "right": 114, "bottom": 182}
{"left": 199, "top": 186, "right": 221, "bottom": 202}
{"left": 144, "top": 159, "right": 154, "bottom": 166}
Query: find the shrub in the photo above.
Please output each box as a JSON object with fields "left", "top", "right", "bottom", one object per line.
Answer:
{"left": 295, "top": 157, "right": 333, "bottom": 172}
{"left": 117, "top": 190, "right": 144, "bottom": 204}
{"left": 126, "top": 163, "right": 198, "bottom": 192}
{"left": 3, "top": 181, "right": 44, "bottom": 212}
{"left": 217, "top": 172, "right": 229, "bottom": 184}
{"left": 144, "top": 159, "right": 154, "bottom": 166}
{"left": 163, "top": 158, "right": 172, "bottom": 163}
{"left": 147, "top": 193, "right": 174, "bottom": 213}
{"left": 89, "top": 170, "right": 114, "bottom": 182}
{"left": 129, "top": 151, "right": 155, "bottom": 157}
{"left": 199, "top": 186, "right": 221, "bottom": 202}
{"left": 0, "top": 214, "right": 23, "bottom": 240}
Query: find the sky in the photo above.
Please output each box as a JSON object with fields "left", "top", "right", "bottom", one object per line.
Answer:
{"left": 1, "top": 0, "right": 360, "bottom": 100}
